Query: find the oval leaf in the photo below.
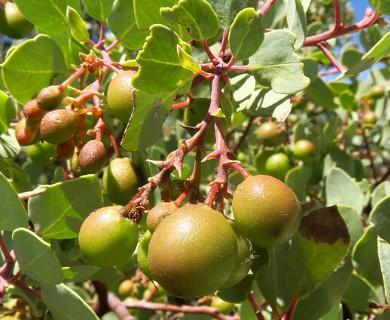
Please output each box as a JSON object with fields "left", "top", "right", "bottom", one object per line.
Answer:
{"left": 370, "top": 196, "right": 390, "bottom": 243}
{"left": 66, "top": 6, "right": 89, "bottom": 43}
{"left": 12, "top": 228, "right": 64, "bottom": 285}
{"left": 1, "top": 35, "right": 67, "bottom": 104}
{"left": 0, "top": 172, "right": 28, "bottom": 231}
{"left": 229, "top": 8, "right": 263, "bottom": 61}
{"left": 82, "top": 0, "right": 114, "bottom": 20}
{"left": 287, "top": 206, "right": 350, "bottom": 297}
{"left": 378, "top": 237, "right": 390, "bottom": 301}
{"left": 28, "top": 175, "right": 103, "bottom": 239}
{"left": 41, "top": 284, "right": 99, "bottom": 320}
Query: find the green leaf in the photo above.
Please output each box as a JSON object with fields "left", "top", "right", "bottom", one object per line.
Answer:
{"left": 342, "top": 273, "right": 381, "bottom": 312}
{"left": 248, "top": 30, "right": 310, "bottom": 94}
{"left": 206, "top": 0, "right": 257, "bottom": 27}
{"left": 0, "top": 158, "right": 32, "bottom": 193}
{"left": 0, "top": 172, "right": 28, "bottom": 231}
{"left": 286, "top": 0, "right": 307, "bottom": 49}
{"left": 28, "top": 175, "right": 103, "bottom": 239}
{"left": 82, "top": 0, "right": 114, "bottom": 20}
{"left": 12, "top": 228, "right": 64, "bottom": 284}
{"left": 216, "top": 274, "right": 255, "bottom": 303}
{"left": 1, "top": 35, "right": 67, "bottom": 104}
{"left": 121, "top": 90, "right": 175, "bottom": 151}
{"left": 340, "top": 31, "right": 390, "bottom": 79}
{"left": 337, "top": 205, "right": 364, "bottom": 248}
{"left": 177, "top": 46, "right": 201, "bottom": 73}
{"left": 287, "top": 206, "right": 350, "bottom": 297}
{"left": 229, "top": 8, "right": 263, "bottom": 61}
{"left": 133, "top": 0, "right": 177, "bottom": 29}
{"left": 66, "top": 6, "right": 89, "bottom": 43}
{"left": 256, "top": 248, "right": 278, "bottom": 308}
{"left": 352, "top": 225, "right": 383, "bottom": 286}
{"left": 107, "top": 0, "right": 148, "bottom": 50}
{"left": 372, "top": 181, "right": 390, "bottom": 208}
{"left": 285, "top": 166, "right": 312, "bottom": 201}
{"left": 160, "top": 0, "right": 219, "bottom": 41}
{"left": 325, "top": 167, "right": 364, "bottom": 215}
{"left": 369, "top": 196, "right": 390, "bottom": 242}
{"left": 370, "top": 0, "right": 390, "bottom": 14}
{"left": 132, "top": 24, "right": 193, "bottom": 94}
{"left": 0, "top": 91, "right": 15, "bottom": 135}
{"left": 378, "top": 237, "right": 390, "bottom": 301}
{"left": 292, "top": 259, "right": 352, "bottom": 320}
{"left": 41, "top": 284, "right": 99, "bottom": 320}
{"left": 0, "top": 130, "right": 21, "bottom": 160}
{"left": 62, "top": 266, "right": 100, "bottom": 282}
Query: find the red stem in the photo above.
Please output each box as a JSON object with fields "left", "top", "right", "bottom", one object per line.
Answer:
{"left": 247, "top": 291, "right": 266, "bottom": 320}
{"left": 316, "top": 42, "right": 347, "bottom": 73}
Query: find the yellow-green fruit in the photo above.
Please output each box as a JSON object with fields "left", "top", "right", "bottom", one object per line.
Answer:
{"left": 146, "top": 202, "right": 178, "bottom": 233}
{"left": 27, "top": 141, "right": 56, "bottom": 164}
{"left": 264, "top": 153, "right": 291, "bottom": 181}
{"left": 107, "top": 71, "right": 136, "bottom": 123}
{"left": 293, "top": 139, "right": 316, "bottom": 162}
{"left": 210, "top": 296, "right": 235, "bottom": 314}
{"left": 368, "top": 85, "right": 385, "bottom": 99}
{"left": 118, "top": 279, "right": 134, "bottom": 297}
{"left": 79, "top": 206, "right": 138, "bottom": 267}
{"left": 103, "top": 157, "right": 140, "bottom": 205}
{"left": 148, "top": 204, "right": 238, "bottom": 298}
{"left": 0, "top": 2, "right": 33, "bottom": 39}
{"left": 256, "top": 121, "right": 282, "bottom": 146}
{"left": 362, "top": 110, "right": 377, "bottom": 125}
{"left": 137, "top": 230, "right": 153, "bottom": 278}
{"left": 78, "top": 140, "right": 107, "bottom": 174}
{"left": 36, "top": 85, "right": 64, "bottom": 111}
{"left": 232, "top": 175, "right": 302, "bottom": 248}
{"left": 15, "top": 118, "right": 39, "bottom": 146}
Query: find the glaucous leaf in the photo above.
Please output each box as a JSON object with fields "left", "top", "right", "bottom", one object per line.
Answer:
{"left": 325, "top": 167, "right": 364, "bottom": 215}
{"left": 107, "top": 0, "right": 148, "bottom": 50}
{"left": 248, "top": 30, "right": 310, "bottom": 94}
{"left": 352, "top": 226, "right": 383, "bottom": 286}
{"left": 12, "top": 228, "right": 64, "bottom": 284}
{"left": 228, "top": 8, "right": 263, "bottom": 60}
{"left": 1, "top": 35, "right": 67, "bottom": 104}
{"left": 378, "top": 237, "right": 390, "bottom": 301}
{"left": 0, "top": 172, "right": 28, "bottom": 231}
{"left": 216, "top": 274, "right": 255, "bottom": 303}
{"left": 160, "top": 0, "right": 219, "bottom": 41}
{"left": 286, "top": 0, "right": 307, "bottom": 49}
{"left": 82, "top": 0, "right": 114, "bottom": 20}
{"left": 41, "top": 284, "right": 99, "bottom": 320}
{"left": 341, "top": 31, "right": 390, "bottom": 79}
{"left": 256, "top": 248, "right": 278, "bottom": 309}
{"left": 285, "top": 166, "right": 312, "bottom": 201}
{"left": 206, "top": 0, "right": 257, "bottom": 27}
{"left": 0, "top": 91, "right": 15, "bottom": 135}
{"left": 0, "top": 132, "right": 21, "bottom": 172}
{"left": 132, "top": 25, "right": 193, "bottom": 94}
{"left": 337, "top": 205, "right": 364, "bottom": 248}
{"left": 369, "top": 196, "right": 390, "bottom": 242}
{"left": 133, "top": 0, "right": 177, "bottom": 29}
{"left": 66, "top": 6, "right": 89, "bottom": 43}
{"left": 62, "top": 266, "right": 100, "bottom": 282}
{"left": 287, "top": 206, "right": 350, "bottom": 297}
{"left": 371, "top": 181, "right": 390, "bottom": 208}
{"left": 121, "top": 90, "right": 175, "bottom": 151}
{"left": 292, "top": 259, "right": 352, "bottom": 320}
{"left": 28, "top": 175, "right": 103, "bottom": 239}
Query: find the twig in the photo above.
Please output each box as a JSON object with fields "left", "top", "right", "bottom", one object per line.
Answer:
{"left": 18, "top": 188, "right": 46, "bottom": 200}
{"left": 247, "top": 291, "right": 266, "bottom": 320}
{"left": 317, "top": 42, "right": 347, "bottom": 73}
{"left": 107, "top": 292, "right": 135, "bottom": 320}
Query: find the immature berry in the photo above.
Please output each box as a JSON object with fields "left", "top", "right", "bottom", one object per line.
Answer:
{"left": 264, "top": 152, "right": 291, "bottom": 181}
{"left": 36, "top": 86, "right": 64, "bottom": 111}
{"left": 146, "top": 202, "right": 178, "bottom": 233}
{"left": 27, "top": 141, "right": 56, "bottom": 164}
{"left": 362, "top": 110, "right": 377, "bottom": 126}
{"left": 40, "top": 109, "right": 78, "bottom": 144}
{"left": 232, "top": 175, "right": 302, "bottom": 248}
{"left": 103, "top": 157, "right": 141, "bottom": 205}
{"left": 368, "top": 85, "right": 385, "bottom": 100}
{"left": 56, "top": 140, "right": 75, "bottom": 159}
{"left": 22, "top": 99, "right": 46, "bottom": 126}
{"left": 293, "top": 139, "right": 316, "bottom": 162}
{"left": 107, "top": 71, "right": 136, "bottom": 123}
{"left": 78, "top": 140, "right": 107, "bottom": 174}
{"left": 256, "top": 121, "right": 282, "bottom": 146}
{"left": 0, "top": 2, "right": 33, "bottom": 39}
{"left": 15, "top": 118, "right": 39, "bottom": 146}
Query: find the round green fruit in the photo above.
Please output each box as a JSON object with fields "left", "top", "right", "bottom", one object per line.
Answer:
{"left": 264, "top": 152, "right": 291, "bottom": 181}
{"left": 27, "top": 141, "right": 56, "bottom": 164}
{"left": 79, "top": 206, "right": 138, "bottom": 267}
{"left": 293, "top": 139, "right": 316, "bottom": 162}
{"left": 40, "top": 109, "right": 78, "bottom": 144}
{"left": 148, "top": 203, "right": 238, "bottom": 298}
{"left": 146, "top": 202, "right": 178, "bottom": 233}
{"left": 118, "top": 279, "right": 134, "bottom": 297}
{"left": 78, "top": 140, "right": 107, "bottom": 174}
{"left": 137, "top": 230, "right": 153, "bottom": 278}
{"left": 36, "top": 85, "right": 64, "bottom": 111}
{"left": 362, "top": 110, "right": 377, "bottom": 125}
{"left": 210, "top": 296, "right": 234, "bottom": 314}
{"left": 232, "top": 175, "right": 302, "bottom": 248}
{"left": 103, "top": 157, "right": 141, "bottom": 205}
{"left": 107, "top": 71, "right": 136, "bottom": 123}
{"left": 256, "top": 121, "right": 282, "bottom": 146}
{"left": 0, "top": 2, "right": 33, "bottom": 39}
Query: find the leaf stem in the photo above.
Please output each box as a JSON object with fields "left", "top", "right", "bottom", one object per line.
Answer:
{"left": 247, "top": 291, "right": 266, "bottom": 320}
{"left": 316, "top": 42, "right": 347, "bottom": 73}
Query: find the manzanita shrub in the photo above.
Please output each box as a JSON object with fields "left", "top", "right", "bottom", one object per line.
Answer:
{"left": 0, "top": 0, "right": 389, "bottom": 319}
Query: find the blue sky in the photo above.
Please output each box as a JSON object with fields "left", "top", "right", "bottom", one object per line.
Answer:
{"left": 350, "top": 0, "right": 372, "bottom": 20}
